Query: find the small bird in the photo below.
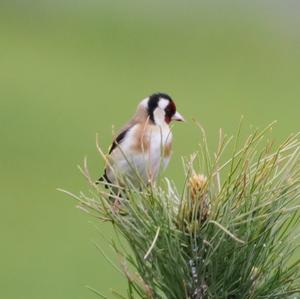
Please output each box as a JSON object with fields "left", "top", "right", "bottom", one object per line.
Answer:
{"left": 98, "top": 93, "right": 184, "bottom": 189}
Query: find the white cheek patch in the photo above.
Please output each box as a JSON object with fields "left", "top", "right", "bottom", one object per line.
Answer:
{"left": 153, "top": 108, "right": 166, "bottom": 126}
{"left": 153, "top": 98, "right": 171, "bottom": 126}
{"left": 158, "top": 98, "right": 169, "bottom": 110}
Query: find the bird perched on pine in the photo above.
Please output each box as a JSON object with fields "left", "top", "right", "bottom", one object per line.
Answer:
{"left": 98, "top": 93, "right": 184, "bottom": 189}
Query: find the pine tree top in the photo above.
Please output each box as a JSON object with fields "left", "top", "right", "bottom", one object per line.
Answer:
{"left": 61, "top": 122, "right": 300, "bottom": 299}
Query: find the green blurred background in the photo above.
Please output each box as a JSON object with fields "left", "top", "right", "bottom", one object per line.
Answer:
{"left": 1, "top": 1, "right": 299, "bottom": 298}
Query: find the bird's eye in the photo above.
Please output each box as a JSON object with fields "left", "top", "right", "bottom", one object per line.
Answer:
{"left": 165, "top": 107, "right": 174, "bottom": 117}
{"left": 164, "top": 101, "right": 176, "bottom": 118}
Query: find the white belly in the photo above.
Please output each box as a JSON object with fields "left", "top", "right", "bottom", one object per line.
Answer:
{"left": 107, "top": 124, "right": 172, "bottom": 186}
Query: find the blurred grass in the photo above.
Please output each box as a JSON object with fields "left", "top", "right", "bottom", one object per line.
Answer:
{"left": 0, "top": 1, "right": 299, "bottom": 298}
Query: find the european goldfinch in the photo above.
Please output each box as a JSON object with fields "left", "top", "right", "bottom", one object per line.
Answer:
{"left": 99, "top": 93, "right": 184, "bottom": 188}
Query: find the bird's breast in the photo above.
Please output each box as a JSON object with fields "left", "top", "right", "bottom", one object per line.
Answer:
{"left": 130, "top": 123, "right": 172, "bottom": 155}
{"left": 133, "top": 126, "right": 172, "bottom": 156}
{"left": 107, "top": 123, "right": 172, "bottom": 185}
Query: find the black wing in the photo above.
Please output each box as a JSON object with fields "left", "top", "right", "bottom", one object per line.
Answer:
{"left": 108, "top": 128, "right": 129, "bottom": 154}
{"left": 96, "top": 127, "right": 130, "bottom": 185}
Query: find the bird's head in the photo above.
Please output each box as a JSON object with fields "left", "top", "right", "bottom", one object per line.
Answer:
{"left": 139, "top": 93, "right": 184, "bottom": 126}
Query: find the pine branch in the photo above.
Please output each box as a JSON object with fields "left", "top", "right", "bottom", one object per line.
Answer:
{"left": 63, "top": 123, "right": 300, "bottom": 299}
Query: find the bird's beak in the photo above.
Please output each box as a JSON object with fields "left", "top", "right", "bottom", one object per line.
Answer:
{"left": 172, "top": 111, "right": 185, "bottom": 122}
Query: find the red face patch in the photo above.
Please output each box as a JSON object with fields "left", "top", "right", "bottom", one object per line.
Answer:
{"left": 164, "top": 101, "right": 176, "bottom": 124}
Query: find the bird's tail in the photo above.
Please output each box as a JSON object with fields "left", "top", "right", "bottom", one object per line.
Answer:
{"left": 96, "top": 172, "right": 111, "bottom": 188}
{"left": 96, "top": 173, "right": 125, "bottom": 212}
